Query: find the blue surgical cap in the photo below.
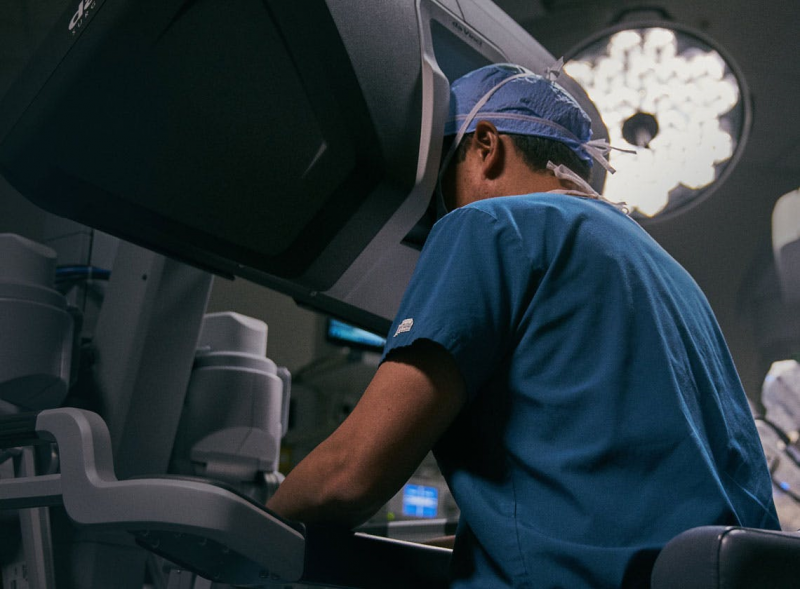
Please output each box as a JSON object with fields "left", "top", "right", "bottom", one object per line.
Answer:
{"left": 445, "top": 63, "right": 595, "bottom": 167}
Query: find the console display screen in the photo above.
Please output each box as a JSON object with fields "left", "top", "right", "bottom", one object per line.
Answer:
{"left": 402, "top": 484, "right": 439, "bottom": 519}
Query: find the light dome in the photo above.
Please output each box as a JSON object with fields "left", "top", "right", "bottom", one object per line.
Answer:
{"left": 565, "top": 24, "right": 749, "bottom": 221}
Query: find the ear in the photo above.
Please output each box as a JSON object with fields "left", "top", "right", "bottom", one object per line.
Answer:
{"left": 472, "top": 120, "right": 504, "bottom": 180}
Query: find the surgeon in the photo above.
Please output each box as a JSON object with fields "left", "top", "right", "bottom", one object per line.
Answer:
{"left": 267, "top": 63, "right": 779, "bottom": 588}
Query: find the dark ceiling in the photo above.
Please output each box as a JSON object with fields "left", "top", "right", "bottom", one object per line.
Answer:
{"left": 1, "top": 0, "right": 798, "bottom": 400}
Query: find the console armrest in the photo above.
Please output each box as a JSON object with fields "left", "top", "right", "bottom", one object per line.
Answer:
{"left": 651, "top": 526, "right": 800, "bottom": 589}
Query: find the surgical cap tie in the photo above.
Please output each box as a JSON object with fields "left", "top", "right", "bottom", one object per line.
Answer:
{"left": 544, "top": 57, "right": 565, "bottom": 81}
{"left": 582, "top": 139, "right": 636, "bottom": 174}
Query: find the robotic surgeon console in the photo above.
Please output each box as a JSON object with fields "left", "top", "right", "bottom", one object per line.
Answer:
{"left": 0, "top": 1, "right": 609, "bottom": 587}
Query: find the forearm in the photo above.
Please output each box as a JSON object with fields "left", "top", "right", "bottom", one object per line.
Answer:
{"left": 267, "top": 341, "right": 466, "bottom": 528}
{"left": 267, "top": 432, "right": 387, "bottom": 527}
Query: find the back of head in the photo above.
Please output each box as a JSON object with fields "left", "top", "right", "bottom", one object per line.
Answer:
{"left": 445, "top": 63, "right": 595, "bottom": 180}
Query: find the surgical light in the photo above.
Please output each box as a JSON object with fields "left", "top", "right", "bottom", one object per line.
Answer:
{"left": 564, "top": 25, "right": 749, "bottom": 220}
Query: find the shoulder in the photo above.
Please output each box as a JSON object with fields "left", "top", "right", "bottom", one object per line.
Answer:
{"left": 426, "top": 193, "right": 640, "bottom": 264}
{"left": 440, "top": 193, "right": 619, "bottom": 239}
{"left": 433, "top": 194, "right": 552, "bottom": 233}
{"left": 457, "top": 192, "right": 606, "bottom": 221}
{"left": 461, "top": 192, "right": 562, "bottom": 215}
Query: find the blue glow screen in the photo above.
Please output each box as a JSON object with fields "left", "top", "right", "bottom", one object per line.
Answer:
{"left": 402, "top": 484, "right": 439, "bottom": 518}
{"left": 327, "top": 318, "right": 387, "bottom": 351}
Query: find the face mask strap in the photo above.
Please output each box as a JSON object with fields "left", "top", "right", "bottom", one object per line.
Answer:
{"left": 583, "top": 139, "right": 637, "bottom": 174}
{"left": 547, "top": 161, "right": 599, "bottom": 196}
{"left": 547, "top": 161, "right": 630, "bottom": 214}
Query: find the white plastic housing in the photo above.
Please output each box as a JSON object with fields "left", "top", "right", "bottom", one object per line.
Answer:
{"left": 773, "top": 190, "right": 800, "bottom": 304}
{"left": 0, "top": 233, "right": 73, "bottom": 410}
{"left": 173, "top": 312, "right": 288, "bottom": 478}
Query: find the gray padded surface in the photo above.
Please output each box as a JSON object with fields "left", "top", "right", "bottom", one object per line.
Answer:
{"left": 651, "top": 526, "right": 800, "bottom": 589}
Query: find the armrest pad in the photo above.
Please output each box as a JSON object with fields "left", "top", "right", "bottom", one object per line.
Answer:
{"left": 651, "top": 526, "right": 800, "bottom": 589}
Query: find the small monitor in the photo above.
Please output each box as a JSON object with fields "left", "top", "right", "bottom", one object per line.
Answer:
{"left": 402, "top": 484, "right": 439, "bottom": 519}
{"left": 326, "top": 318, "right": 387, "bottom": 353}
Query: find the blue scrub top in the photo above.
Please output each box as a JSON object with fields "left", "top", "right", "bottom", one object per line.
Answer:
{"left": 382, "top": 193, "right": 779, "bottom": 588}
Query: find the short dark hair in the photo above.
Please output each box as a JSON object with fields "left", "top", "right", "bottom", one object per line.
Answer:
{"left": 443, "top": 132, "right": 591, "bottom": 182}
{"left": 508, "top": 134, "right": 591, "bottom": 181}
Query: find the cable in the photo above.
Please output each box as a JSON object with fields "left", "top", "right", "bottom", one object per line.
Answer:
{"left": 55, "top": 265, "right": 111, "bottom": 282}
{"left": 773, "top": 476, "right": 800, "bottom": 506}
{"left": 756, "top": 416, "right": 800, "bottom": 507}
{"left": 0, "top": 448, "right": 22, "bottom": 466}
{"left": 755, "top": 416, "right": 800, "bottom": 470}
